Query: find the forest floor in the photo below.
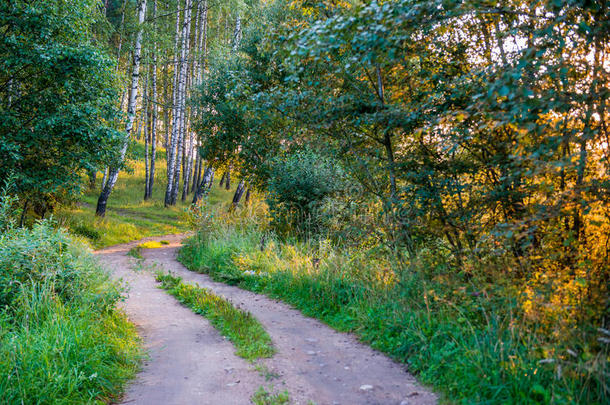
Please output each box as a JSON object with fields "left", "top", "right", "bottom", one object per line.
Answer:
{"left": 95, "top": 234, "right": 437, "bottom": 405}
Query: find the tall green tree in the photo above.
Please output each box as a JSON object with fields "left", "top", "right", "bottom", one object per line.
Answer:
{"left": 0, "top": 0, "right": 122, "bottom": 216}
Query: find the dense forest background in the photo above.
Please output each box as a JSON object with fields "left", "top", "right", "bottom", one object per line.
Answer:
{"left": 0, "top": 0, "right": 608, "bottom": 403}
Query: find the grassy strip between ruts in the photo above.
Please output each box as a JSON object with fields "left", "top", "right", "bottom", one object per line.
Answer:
{"left": 155, "top": 272, "right": 275, "bottom": 361}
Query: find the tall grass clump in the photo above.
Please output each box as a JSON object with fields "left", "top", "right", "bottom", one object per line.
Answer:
{"left": 0, "top": 192, "right": 140, "bottom": 403}
{"left": 179, "top": 195, "right": 609, "bottom": 405}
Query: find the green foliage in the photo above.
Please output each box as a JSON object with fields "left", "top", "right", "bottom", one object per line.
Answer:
{"left": 0, "top": 0, "right": 122, "bottom": 214}
{"left": 156, "top": 271, "right": 275, "bottom": 361}
{"left": 0, "top": 180, "right": 19, "bottom": 232}
{"left": 194, "top": 3, "right": 609, "bottom": 396}
{"left": 0, "top": 202, "right": 141, "bottom": 403}
{"left": 267, "top": 150, "right": 344, "bottom": 236}
{"left": 127, "top": 245, "right": 144, "bottom": 259}
{"left": 179, "top": 221, "right": 609, "bottom": 404}
{"left": 72, "top": 222, "right": 102, "bottom": 241}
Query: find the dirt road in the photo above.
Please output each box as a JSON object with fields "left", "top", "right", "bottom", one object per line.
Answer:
{"left": 96, "top": 235, "right": 437, "bottom": 405}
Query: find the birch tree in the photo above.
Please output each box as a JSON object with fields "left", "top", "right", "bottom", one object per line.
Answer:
{"left": 169, "top": 0, "right": 192, "bottom": 205}
{"left": 96, "top": 0, "right": 147, "bottom": 217}
{"left": 165, "top": 0, "right": 192, "bottom": 206}
{"left": 145, "top": 0, "right": 158, "bottom": 200}
{"left": 164, "top": 2, "right": 184, "bottom": 206}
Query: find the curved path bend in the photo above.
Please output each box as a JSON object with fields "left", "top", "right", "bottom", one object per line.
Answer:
{"left": 96, "top": 235, "right": 437, "bottom": 405}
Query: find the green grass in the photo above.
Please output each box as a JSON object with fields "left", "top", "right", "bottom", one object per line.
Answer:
{"left": 251, "top": 386, "right": 291, "bottom": 405}
{"left": 155, "top": 271, "right": 275, "bottom": 361}
{"left": 178, "top": 220, "right": 609, "bottom": 405}
{"left": 0, "top": 220, "right": 141, "bottom": 403}
{"left": 127, "top": 245, "right": 144, "bottom": 259}
{"left": 57, "top": 140, "right": 235, "bottom": 249}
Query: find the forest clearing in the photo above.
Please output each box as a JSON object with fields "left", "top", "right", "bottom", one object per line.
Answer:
{"left": 0, "top": 0, "right": 608, "bottom": 404}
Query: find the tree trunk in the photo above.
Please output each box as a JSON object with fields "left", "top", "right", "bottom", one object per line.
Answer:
{"left": 219, "top": 171, "right": 226, "bottom": 187}
{"left": 147, "top": 1, "right": 158, "bottom": 200}
{"left": 19, "top": 199, "right": 28, "bottom": 227}
{"left": 232, "top": 15, "right": 242, "bottom": 52}
{"left": 115, "top": 0, "right": 129, "bottom": 74}
{"left": 101, "top": 167, "right": 108, "bottom": 191}
{"left": 96, "top": 0, "right": 147, "bottom": 217}
{"left": 163, "top": 62, "right": 170, "bottom": 149}
{"left": 168, "top": 0, "right": 192, "bottom": 206}
{"left": 225, "top": 165, "right": 231, "bottom": 190}
{"left": 164, "top": 1, "right": 186, "bottom": 206}
{"left": 201, "top": 0, "right": 208, "bottom": 82}
{"left": 182, "top": 135, "right": 194, "bottom": 201}
{"left": 143, "top": 68, "right": 150, "bottom": 198}
{"left": 245, "top": 188, "right": 251, "bottom": 204}
{"left": 230, "top": 180, "right": 246, "bottom": 210}
{"left": 208, "top": 168, "right": 214, "bottom": 190}
{"left": 192, "top": 150, "right": 201, "bottom": 192}
{"left": 192, "top": 166, "right": 214, "bottom": 205}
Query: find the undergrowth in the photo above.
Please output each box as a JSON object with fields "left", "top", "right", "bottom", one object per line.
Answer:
{"left": 155, "top": 271, "right": 275, "bottom": 361}
{"left": 0, "top": 219, "right": 141, "bottom": 403}
{"left": 178, "top": 200, "right": 609, "bottom": 405}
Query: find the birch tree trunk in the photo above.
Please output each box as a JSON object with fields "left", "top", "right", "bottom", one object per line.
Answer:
{"left": 145, "top": 0, "right": 158, "bottom": 200}
{"left": 192, "top": 150, "right": 201, "bottom": 192}
{"left": 101, "top": 167, "right": 108, "bottom": 191}
{"left": 143, "top": 69, "right": 150, "bottom": 197}
{"left": 164, "top": 2, "right": 185, "bottom": 206}
{"left": 228, "top": 15, "right": 244, "bottom": 203}
{"left": 245, "top": 187, "right": 251, "bottom": 204}
{"left": 232, "top": 15, "right": 242, "bottom": 52}
{"left": 182, "top": 134, "right": 194, "bottom": 201}
{"left": 192, "top": 166, "right": 214, "bottom": 205}
{"left": 189, "top": 0, "right": 207, "bottom": 198}
{"left": 202, "top": 0, "right": 208, "bottom": 81}
{"left": 208, "top": 167, "right": 214, "bottom": 190}
{"left": 231, "top": 179, "right": 246, "bottom": 210}
{"left": 96, "top": 0, "right": 147, "bottom": 217}
{"left": 167, "top": 0, "right": 192, "bottom": 206}
{"left": 182, "top": 1, "right": 205, "bottom": 202}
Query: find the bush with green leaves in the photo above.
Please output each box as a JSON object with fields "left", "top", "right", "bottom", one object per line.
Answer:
{"left": 0, "top": 0, "right": 122, "bottom": 216}
{"left": 0, "top": 196, "right": 140, "bottom": 403}
{"left": 267, "top": 151, "right": 344, "bottom": 236}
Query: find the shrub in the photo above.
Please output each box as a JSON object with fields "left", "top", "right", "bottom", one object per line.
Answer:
{"left": 0, "top": 196, "right": 140, "bottom": 403}
{"left": 267, "top": 150, "right": 344, "bottom": 236}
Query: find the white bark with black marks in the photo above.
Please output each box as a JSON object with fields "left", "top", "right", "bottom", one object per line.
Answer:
{"left": 96, "top": 0, "right": 147, "bottom": 217}
{"left": 146, "top": 0, "right": 158, "bottom": 200}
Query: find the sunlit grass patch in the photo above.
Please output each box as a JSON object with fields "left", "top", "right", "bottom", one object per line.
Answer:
{"left": 139, "top": 240, "right": 167, "bottom": 249}
{"left": 58, "top": 139, "right": 236, "bottom": 248}
{"left": 127, "top": 246, "right": 143, "bottom": 259}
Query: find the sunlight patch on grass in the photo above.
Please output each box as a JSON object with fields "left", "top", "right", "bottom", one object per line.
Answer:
{"left": 57, "top": 139, "right": 235, "bottom": 248}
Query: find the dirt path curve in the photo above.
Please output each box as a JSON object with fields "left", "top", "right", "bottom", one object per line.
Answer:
{"left": 96, "top": 235, "right": 438, "bottom": 405}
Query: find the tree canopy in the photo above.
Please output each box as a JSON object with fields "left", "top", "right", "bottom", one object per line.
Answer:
{"left": 0, "top": 0, "right": 121, "bottom": 214}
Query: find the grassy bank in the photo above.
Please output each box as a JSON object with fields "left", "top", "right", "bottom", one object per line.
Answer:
{"left": 178, "top": 203, "right": 609, "bottom": 405}
{"left": 0, "top": 219, "right": 141, "bottom": 403}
